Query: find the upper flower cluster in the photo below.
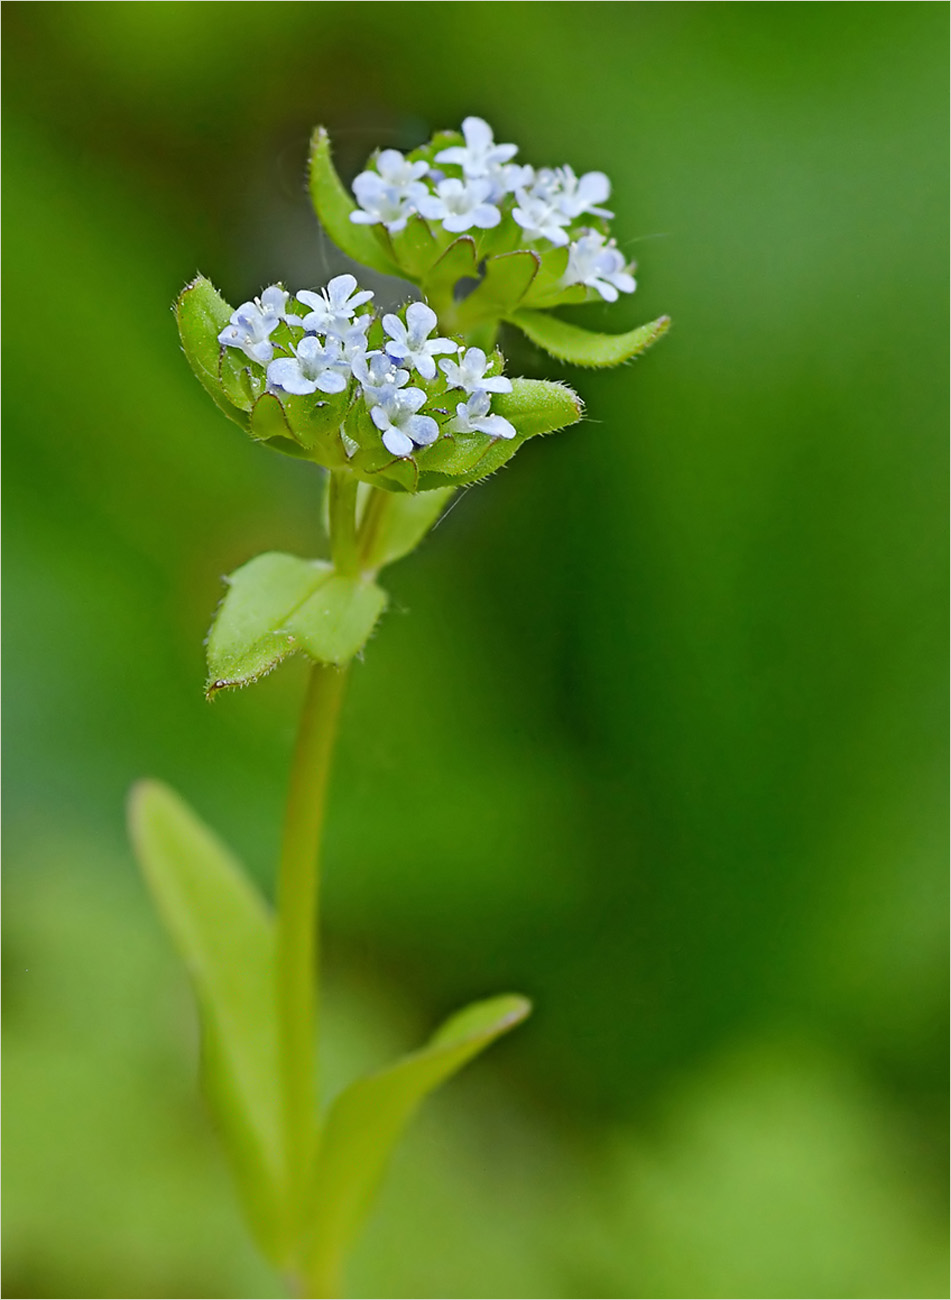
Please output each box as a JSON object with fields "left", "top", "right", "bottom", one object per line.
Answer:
{"left": 216, "top": 274, "right": 520, "bottom": 460}
{"left": 348, "top": 116, "right": 635, "bottom": 303}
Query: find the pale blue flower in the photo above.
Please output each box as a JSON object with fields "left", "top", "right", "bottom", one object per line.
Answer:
{"left": 563, "top": 232, "right": 636, "bottom": 302}
{"left": 382, "top": 302, "right": 455, "bottom": 380}
{"left": 370, "top": 387, "right": 439, "bottom": 458}
{"left": 512, "top": 187, "right": 571, "bottom": 246}
{"left": 434, "top": 117, "right": 518, "bottom": 179}
{"left": 266, "top": 335, "right": 349, "bottom": 396}
{"left": 439, "top": 347, "right": 512, "bottom": 396}
{"left": 351, "top": 352, "right": 410, "bottom": 406}
{"left": 218, "top": 285, "right": 289, "bottom": 364}
{"left": 297, "top": 275, "right": 374, "bottom": 338}
{"left": 375, "top": 148, "right": 429, "bottom": 189}
{"left": 417, "top": 178, "right": 500, "bottom": 234}
{"left": 449, "top": 390, "right": 516, "bottom": 440}
{"left": 552, "top": 166, "right": 613, "bottom": 220}
{"left": 350, "top": 172, "right": 428, "bottom": 234}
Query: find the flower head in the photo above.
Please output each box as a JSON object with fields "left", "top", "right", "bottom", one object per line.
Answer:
{"left": 563, "top": 232, "right": 636, "bottom": 302}
{"left": 439, "top": 347, "right": 513, "bottom": 396}
{"left": 218, "top": 285, "right": 289, "bottom": 364}
{"left": 350, "top": 171, "right": 428, "bottom": 234}
{"left": 370, "top": 387, "right": 439, "bottom": 458}
{"left": 382, "top": 302, "right": 455, "bottom": 380}
{"left": 267, "top": 335, "right": 349, "bottom": 396}
{"left": 449, "top": 389, "right": 516, "bottom": 440}
{"left": 417, "top": 178, "right": 500, "bottom": 234}
{"left": 297, "top": 274, "right": 374, "bottom": 337}
{"left": 434, "top": 116, "right": 518, "bottom": 179}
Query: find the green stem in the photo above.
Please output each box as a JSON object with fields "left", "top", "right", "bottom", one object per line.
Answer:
{"left": 355, "top": 485, "right": 394, "bottom": 573}
{"left": 328, "top": 470, "right": 359, "bottom": 576}
{"left": 276, "top": 661, "right": 348, "bottom": 1248}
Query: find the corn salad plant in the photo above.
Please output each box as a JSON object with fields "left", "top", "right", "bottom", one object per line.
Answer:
{"left": 129, "top": 116, "right": 668, "bottom": 1299}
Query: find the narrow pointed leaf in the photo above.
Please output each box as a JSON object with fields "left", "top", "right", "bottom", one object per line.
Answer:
{"left": 509, "top": 310, "right": 671, "bottom": 368}
{"left": 308, "top": 128, "right": 402, "bottom": 277}
{"left": 128, "top": 781, "right": 284, "bottom": 1261}
{"left": 176, "top": 276, "right": 249, "bottom": 429}
{"left": 207, "top": 553, "right": 387, "bottom": 695}
{"left": 304, "top": 995, "right": 531, "bottom": 1275}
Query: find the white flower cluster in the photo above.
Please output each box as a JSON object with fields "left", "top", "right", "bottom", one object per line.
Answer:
{"left": 217, "top": 275, "right": 517, "bottom": 459}
{"left": 349, "top": 116, "right": 636, "bottom": 303}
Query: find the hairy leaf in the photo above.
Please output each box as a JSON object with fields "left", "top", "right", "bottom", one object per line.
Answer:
{"left": 509, "top": 309, "right": 671, "bottom": 368}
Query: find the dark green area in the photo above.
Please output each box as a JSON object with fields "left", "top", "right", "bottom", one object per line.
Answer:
{"left": 3, "top": 3, "right": 947, "bottom": 1297}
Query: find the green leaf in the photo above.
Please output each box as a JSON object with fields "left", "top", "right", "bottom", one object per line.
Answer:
{"left": 387, "top": 214, "right": 440, "bottom": 279}
{"left": 206, "top": 553, "right": 387, "bottom": 695}
{"left": 424, "top": 234, "right": 479, "bottom": 295}
{"left": 128, "top": 781, "right": 284, "bottom": 1262}
{"left": 303, "top": 995, "right": 531, "bottom": 1283}
{"left": 307, "top": 128, "right": 402, "bottom": 277}
{"left": 508, "top": 309, "right": 671, "bottom": 368}
{"left": 357, "top": 484, "right": 456, "bottom": 571}
{"left": 288, "top": 572, "right": 387, "bottom": 665}
{"left": 175, "top": 276, "right": 249, "bottom": 429}
{"left": 455, "top": 250, "right": 540, "bottom": 327}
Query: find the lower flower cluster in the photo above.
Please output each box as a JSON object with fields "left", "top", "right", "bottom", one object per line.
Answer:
{"left": 218, "top": 275, "right": 517, "bottom": 459}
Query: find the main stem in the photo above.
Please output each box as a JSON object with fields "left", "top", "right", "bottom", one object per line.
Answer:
{"left": 276, "top": 469, "right": 362, "bottom": 1263}
{"left": 276, "top": 659, "right": 348, "bottom": 1243}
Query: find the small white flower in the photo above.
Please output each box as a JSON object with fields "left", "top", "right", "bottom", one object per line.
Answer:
{"left": 371, "top": 387, "right": 439, "bottom": 458}
{"left": 562, "top": 232, "right": 636, "bottom": 302}
{"left": 337, "top": 323, "right": 376, "bottom": 372}
{"left": 217, "top": 285, "right": 289, "bottom": 364}
{"left": 350, "top": 172, "right": 427, "bottom": 234}
{"left": 512, "top": 188, "right": 572, "bottom": 246}
{"left": 382, "top": 302, "right": 456, "bottom": 380}
{"left": 296, "top": 275, "right": 374, "bottom": 338}
{"left": 449, "top": 390, "right": 516, "bottom": 440}
{"left": 267, "top": 335, "right": 349, "bottom": 396}
{"left": 352, "top": 352, "right": 410, "bottom": 406}
{"left": 375, "top": 148, "right": 429, "bottom": 189}
{"left": 417, "top": 178, "right": 500, "bottom": 234}
{"left": 434, "top": 116, "right": 519, "bottom": 180}
{"left": 439, "top": 347, "right": 513, "bottom": 396}
{"left": 553, "top": 166, "right": 613, "bottom": 220}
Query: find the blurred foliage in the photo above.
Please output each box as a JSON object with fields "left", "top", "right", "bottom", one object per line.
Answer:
{"left": 3, "top": 3, "right": 947, "bottom": 1297}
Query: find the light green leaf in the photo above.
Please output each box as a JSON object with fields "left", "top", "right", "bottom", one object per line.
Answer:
{"left": 206, "top": 553, "right": 387, "bottom": 695}
{"left": 175, "top": 276, "right": 249, "bottom": 429}
{"left": 303, "top": 995, "right": 531, "bottom": 1283}
{"left": 128, "top": 781, "right": 284, "bottom": 1263}
{"left": 509, "top": 309, "right": 671, "bottom": 368}
{"left": 288, "top": 572, "right": 388, "bottom": 666}
{"left": 424, "top": 234, "right": 479, "bottom": 294}
{"left": 307, "top": 128, "right": 403, "bottom": 277}
{"left": 387, "top": 214, "right": 439, "bottom": 279}
{"left": 357, "top": 484, "right": 456, "bottom": 571}
{"left": 455, "top": 250, "right": 540, "bottom": 327}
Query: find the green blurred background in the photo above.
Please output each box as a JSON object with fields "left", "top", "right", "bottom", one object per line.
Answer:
{"left": 3, "top": 3, "right": 947, "bottom": 1297}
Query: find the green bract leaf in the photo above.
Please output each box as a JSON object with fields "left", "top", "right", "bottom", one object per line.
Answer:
{"left": 128, "top": 781, "right": 284, "bottom": 1263}
{"left": 357, "top": 484, "right": 456, "bottom": 571}
{"left": 387, "top": 214, "right": 440, "bottom": 279}
{"left": 176, "top": 276, "right": 249, "bottom": 429}
{"left": 423, "top": 234, "right": 478, "bottom": 297}
{"left": 308, "top": 128, "right": 402, "bottom": 278}
{"left": 455, "top": 250, "right": 540, "bottom": 328}
{"left": 416, "top": 377, "right": 584, "bottom": 491}
{"left": 508, "top": 309, "right": 671, "bottom": 368}
{"left": 303, "top": 995, "right": 530, "bottom": 1285}
{"left": 206, "top": 553, "right": 387, "bottom": 695}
